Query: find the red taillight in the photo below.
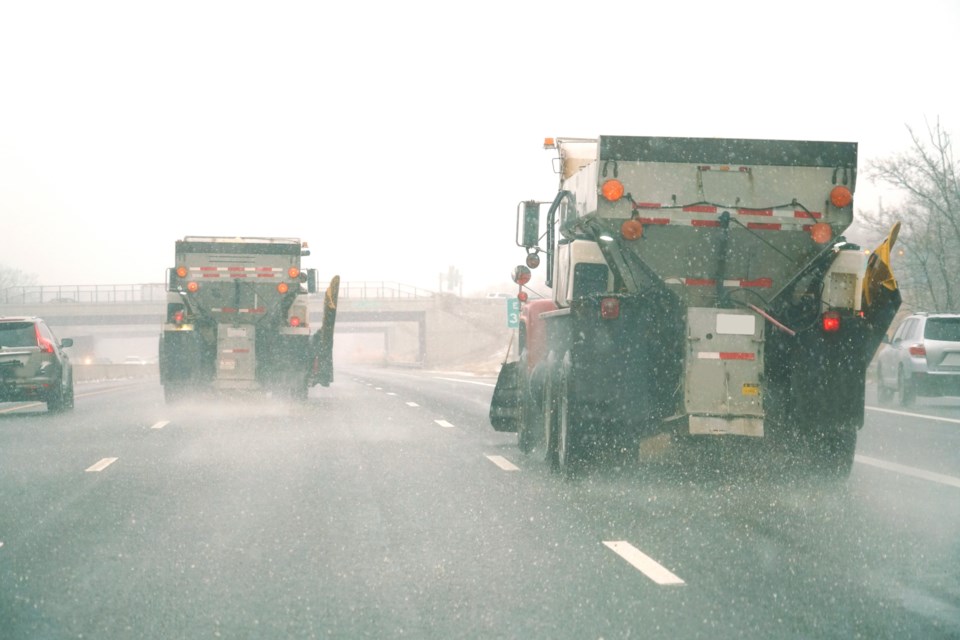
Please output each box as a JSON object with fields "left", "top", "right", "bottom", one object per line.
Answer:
{"left": 822, "top": 311, "right": 841, "bottom": 332}
{"left": 173, "top": 310, "right": 185, "bottom": 325}
{"left": 908, "top": 343, "right": 927, "bottom": 357}
{"left": 35, "top": 325, "right": 54, "bottom": 353}
{"left": 600, "top": 297, "right": 620, "bottom": 320}
{"left": 290, "top": 317, "right": 302, "bottom": 327}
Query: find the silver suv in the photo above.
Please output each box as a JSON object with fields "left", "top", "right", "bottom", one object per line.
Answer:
{"left": 0, "top": 316, "right": 74, "bottom": 412}
{"left": 876, "top": 313, "right": 960, "bottom": 406}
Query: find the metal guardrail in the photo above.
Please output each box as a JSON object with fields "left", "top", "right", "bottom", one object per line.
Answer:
{"left": 1, "top": 281, "right": 437, "bottom": 304}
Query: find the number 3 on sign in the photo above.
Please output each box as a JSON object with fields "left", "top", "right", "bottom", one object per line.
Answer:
{"left": 507, "top": 298, "right": 521, "bottom": 328}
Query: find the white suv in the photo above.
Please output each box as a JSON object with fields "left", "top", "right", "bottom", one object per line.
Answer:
{"left": 876, "top": 313, "right": 960, "bottom": 406}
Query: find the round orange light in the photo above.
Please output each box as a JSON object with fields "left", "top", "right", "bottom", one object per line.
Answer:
{"left": 186, "top": 281, "right": 199, "bottom": 293}
{"left": 288, "top": 267, "right": 300, "bottom": 279}
{"left": 621, "top": 218, "right": 644, "bottom": 240}
{"left": 277, "top": 282, "right": 289, "bottom": 294}
{"left": 176, "top": 266, "right": 188, "bottom": 278}
{"left": 601, "top": 179, "right": 625, "bottom": 202}
{"left": 512, "top": 265, "right": 532, "bottom": 286}
{"left": 290, "top": 317, "right": 301, "bottom": 327}
{"left": 518, "top": 291, "right": 529, "bottom": 302}
{"left": 810, "top": 222, "right": 833, "bottom": 244}
{"left": 830, "top": 185, "right": 853, "bottom": 208}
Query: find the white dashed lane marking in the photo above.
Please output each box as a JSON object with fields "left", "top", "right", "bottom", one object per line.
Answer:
{"left": 86, "top": 457, "right": 119, "bottom": 473}
{"left": 486, "top": 455, "right": 519, "bottom": 471}
{"left": 603, "top": 541, "right": 685, "bottom": 585}
{"left": 434, "top": 419, "right": 454, "bottom": 428}
{"left": 406, "top": 402, "right": 419, "bottom": 407}
{"left": 150, "top": 421, "right": 170, "bottom": 430}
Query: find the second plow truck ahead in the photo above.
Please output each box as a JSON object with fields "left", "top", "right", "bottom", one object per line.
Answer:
{"left": 490, "top": 135, "right": 902, "bottom": 477}
{"left": 159, "top": 236, "right": 340, "bottom": 403}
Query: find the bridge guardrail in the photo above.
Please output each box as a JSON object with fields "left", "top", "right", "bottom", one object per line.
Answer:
{"left": 2, "top": 281, "right": 438, "bottom": 304}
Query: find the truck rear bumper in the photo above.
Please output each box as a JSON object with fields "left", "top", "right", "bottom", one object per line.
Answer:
{"left": 688, "top": 415, "right": 764, "bottom": 437}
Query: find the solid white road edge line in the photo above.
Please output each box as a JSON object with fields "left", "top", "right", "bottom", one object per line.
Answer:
{"left": 866, "top": 405, "right": 960, "bottom": 425}
{"left": 855, "top": 454, "right": 960, "bottom": 489}
{"left": 603, "top": 541, "right": 686, "bottom": 586}
{"left": 150, "top": 420, "right": 170, "bottom": 430}
{"left": 434, "top": 419, "right": 454, "bottom": 428}
{"left": 86, "top": 457, "right": 119, "bottom": 473}
{"left": 433, "top": 376, "right": 496, "bottom": 388}
{"left": 486, "top": 455, "right": 519, "bottom": 471}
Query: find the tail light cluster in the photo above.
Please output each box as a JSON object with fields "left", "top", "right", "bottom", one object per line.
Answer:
{"left": 34, "top": 324, "right": 55, "bottom": 354}
{"left": 168, "top": 303, "right": 187, "bottom": 327}
{"left": 821, "top": 311, "right": 841, "bottom": 333}
{"left": 908, "top": 343, "right": 927, "bottom": 357}
{"left": 600, "top": 297, "right": 620, "bottom": 320}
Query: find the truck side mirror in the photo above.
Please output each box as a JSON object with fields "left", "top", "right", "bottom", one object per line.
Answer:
{"left": 61, "top": 338, "right": 74, "bottom": 348}
{"left": 307, "top": 269, "right": 318, "bottom": 294}
{"left": 166, "top": 268, "right": 178, "bottom": 291}
{"left": 518, "top": 200, "right": 540, "bottom": 249}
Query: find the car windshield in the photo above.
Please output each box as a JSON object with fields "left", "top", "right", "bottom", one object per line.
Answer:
{"left": 0, "top": 322, "right": 36, "bottom": 348}
{"left": 924, "top": 317, "right": 960, "bottom": 341}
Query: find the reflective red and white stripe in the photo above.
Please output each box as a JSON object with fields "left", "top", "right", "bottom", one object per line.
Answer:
{"left": 210, "top": 307, "right": 267, "bottom": 314}
{"left": 190, "top": 266, "right": 283, "bottom": 278}
{"left": 664, "top": 277, "right": 773, "bottom": 288}
{"left": 697, "top": 352, "right": 756, "bottom": 360}
{"left": 631, "top": 204, "right": 821, "bottom": 231}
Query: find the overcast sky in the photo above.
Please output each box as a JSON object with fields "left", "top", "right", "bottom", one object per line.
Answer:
{"left": 1, "top": 1, "right": 957, "bottom": 294}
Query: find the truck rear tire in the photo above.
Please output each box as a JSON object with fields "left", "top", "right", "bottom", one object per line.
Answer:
{"left": 517, "top": 356, "right": 537, "bottom": 453}
{"left": 556, "top": 357, "right": 589, "bottom": 475}
{"left": 541, "top": 360, "right": 559, "bottom": 468}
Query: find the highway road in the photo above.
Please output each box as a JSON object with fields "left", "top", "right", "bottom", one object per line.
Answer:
{"left": 1, "top": 370, "right": 958, "bottom": 638}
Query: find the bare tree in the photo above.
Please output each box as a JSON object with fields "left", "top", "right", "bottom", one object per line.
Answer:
{"left": 861, "top": 119, "right": 960, "bottom": 312}
{"left": 0, "top": 264, "right": 39, "bottom": 303}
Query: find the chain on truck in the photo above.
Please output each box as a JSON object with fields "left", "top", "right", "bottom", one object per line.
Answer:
{"left": 490, "top": 135, "right": 902, "bottom": 477}
{"left": 159, "top": 236, "right": 340, "bottom": 403}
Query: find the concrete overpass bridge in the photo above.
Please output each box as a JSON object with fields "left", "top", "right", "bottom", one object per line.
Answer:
{"left": 0, "top": 282, "right": 512, "bottom": 369}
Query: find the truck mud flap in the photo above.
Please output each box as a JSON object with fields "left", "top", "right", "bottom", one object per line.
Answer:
{"left": 309, "top": 275, "right": 340, "bottom": 387}
{"left": 489, "top": 361, "right": 521, "bottom": 432}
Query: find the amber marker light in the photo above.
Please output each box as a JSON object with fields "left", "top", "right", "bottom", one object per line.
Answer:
{"left": 810, "top": 222, "right": 833, "bottom": 244}
{"left": 176, "top": 266, "right": 188, "bottom": 278}
{"left": 288, "top": 267, "right": 300, "bottom": 279}
{"left": 830, "top": 185, "right": 853, "bottom": 208}
{"left": 601, "top": 179, "right": 625, "bottom": 202}
{"left": 621, "top": 218, "right": 644, "bottom": 240}
{"left": 543, "top": 137, "right": 556, "bottom": 149}
{"left": 186, "top": 281, "right": 199, "bottom": 293}
{"left": 277, "top": 282, "right": 289, "bottom": 294}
